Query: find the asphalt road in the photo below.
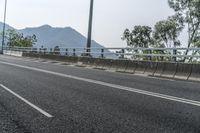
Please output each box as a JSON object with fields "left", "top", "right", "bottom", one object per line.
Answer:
{"left": 0, "top": 55, "right": 200, "bottom": 133}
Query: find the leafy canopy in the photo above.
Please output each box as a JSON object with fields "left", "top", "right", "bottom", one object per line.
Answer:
{"left": 168, "top": 0, "right": 200, "bottom": 48}
{"left": 122, "top": 26, "right": 153, "bottom": 48}
{"left": 1, "top": 29, "right": 37, "bottom": 47}
{"left": 153, "top": 14, "right": 184, "bottom": 48}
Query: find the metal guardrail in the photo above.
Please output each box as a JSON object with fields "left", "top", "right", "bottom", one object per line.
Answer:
{"left": 2, "top": 47, "right": 200, "bottom": 62}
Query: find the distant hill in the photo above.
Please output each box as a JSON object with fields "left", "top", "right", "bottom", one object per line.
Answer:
{"left": 0, "top": 22, "right": 14, "bottom": 42}
{"left": 0, "top": 22, "right": 104, "bottom": 49}
{"left": 0, "top": 22, "right": 117, "bottom": 58}
{"left": 19, "top": 25, "right": 104, "bottom": 49}
{"left": 0, "top": 22, "right": 14, "bottom": 31}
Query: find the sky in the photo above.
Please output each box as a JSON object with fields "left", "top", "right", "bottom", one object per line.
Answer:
{"left": 0, "top": 0, "right": 175, "bottom": 47}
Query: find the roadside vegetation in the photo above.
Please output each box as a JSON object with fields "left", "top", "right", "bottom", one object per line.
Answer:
{"left": 122, "top": 0, "right": 200, "bottom": 62}
{"left": 0, "top": 29, "right": 37, "bottom": 47}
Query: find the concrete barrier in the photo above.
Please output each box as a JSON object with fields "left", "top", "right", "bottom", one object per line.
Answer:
{"left": 22, "top": 53, "right": 200, "bottom": 82}
{"left": 175, "top": 63, "right": 193, "bottom": 80}
{"left": 94, "top": 58, "right": 112, "bottom": 70}
{"left": 23, "top": 53, "right": 79, "bottom": 64}
{"left": 78, "top": 57, "right": 95, "bottom": 67}
{"left": 124, "top": 60, "right": 137, "bottom": 74}
{"left": 135, "top": 61, "right": 149, "bottom": 74}
{"left": 161, "top": 62, "right": 178, "bottom": 78}
{"left": 145, "top": 62, "right": 158, "bottom": 75}
{"left": 110, "top": 59, "right": 128, "bottom": 72}
{"left": 153, "top": 62, "right": 165, "bottom": 77}
{"left": 93, "top": 58, "right": 107, "bottom": 70}
{"left": 78, "top": 57, "right": 89, "bottom": 66}
{"left": 116, "top": 60, "right": 129, "bottom": 72}
{"left": 189, "top": 64, "right": 200, "bottom": 81}
{"left": 45, "top": 54, "right": 78, "bottom": 63}
{"left": 87, "top": 58, "right": 97, "bottom": 66}
{"left": 110, "top": 60, "right": 121, "bottom": 71}
{"left": 23, "top": 53, "right": 40, "bottom": 58}
{"left": 102, "top": 59, "right": 113, "bottom": 70}
{"left": 4, "top": 50, "right": 23, "bottom": 57}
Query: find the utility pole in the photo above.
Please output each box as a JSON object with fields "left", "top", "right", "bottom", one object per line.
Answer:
{"left": 1, "top": 0, "right": 7, "bottom": 54}
{"left": 86, "top": 0, "right": 94, "bottom": 56}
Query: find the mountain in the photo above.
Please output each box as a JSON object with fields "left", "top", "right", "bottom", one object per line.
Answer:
{"left": 0, "top": 22, "right": 104, "bottom": 49}
{"left": 0, "top": 22, "right": 13, "bottom": 42}
{"left": 0, "top": 22, "right": 103, "bottom": 48}
{"left": 19, "top": 25, "right": 104, "bottom": 49}
{"left": 0, "top": 22, "right": 14, "bottom": 31}
{"left": 0, "top": 22, "right": 117, "bottom": 58}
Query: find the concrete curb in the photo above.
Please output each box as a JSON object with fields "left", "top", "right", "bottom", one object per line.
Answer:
{"left": 175, "top": 63, "right": 193, "bottom": 80}
{"left": 135, "top": 61, "right": 149, "bottom": 74}
{"left": 189, "top": 64, "right": 200, "bottom": 81}
{"left": 115, "top": 60, "right": 129, "bottom": 72}
{"left": 153, "top": 62, "right": 165, "bottom": 77}
{"left": 145, "top": 62, "right": 158, "bottom": 75}
{"left": 22, "top": 53, "right": 200, "bottom": 82}
{"left": 93, "top": 58, "right": 107, "bottom": 70}
{"left": 124, "top": 60, "right": 137, "bottom": 74}
{"left": 161, "top": 62, "right": 178, "bottom": 79}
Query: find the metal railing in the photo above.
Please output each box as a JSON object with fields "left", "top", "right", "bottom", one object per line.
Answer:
{"left": 3, "top": 46, "right": 200, "bottom": 62}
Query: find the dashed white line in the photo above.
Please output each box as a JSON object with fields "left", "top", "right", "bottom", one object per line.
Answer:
{"left": 1, "top": 61, "right": 200, "bottom": 107}
{"left": 0, "top": 84, "right": 53, "bottom": 118}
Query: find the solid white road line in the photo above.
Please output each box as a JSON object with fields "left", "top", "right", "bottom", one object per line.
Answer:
{"left": 1, "top": 61, "right": 200, "bottom": 107}
{"left": 0, "top": 84, "right": 53, "bottom": 118}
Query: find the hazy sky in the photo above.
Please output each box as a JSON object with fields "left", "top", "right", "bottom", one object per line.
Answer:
{"left": 0, "top": 0, "right": 175, "bottom": 47}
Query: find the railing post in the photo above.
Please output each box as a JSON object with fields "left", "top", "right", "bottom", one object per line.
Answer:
{"left": 35, "top": 48, "right": 37, "bottom": 54}
{"left": 173, "top": 49, "right": 177, "bottom": 62}
{"left": 50, "top": 48, "right": 53, "bottom": 54}
{"left": 101, "top": 49, "right": 104, "bottom": 58}
{"left": 66, "top": 48, "right": 68, "bottom": 56}
{"left": 86, "top": 48, "right": 91, "bottom": 57}
{"left": 44, "top": 48, "right": 47, "bottom": 55}
{"left": 73, "top": 49, "right": 76, "bottom": 57}
{"left": 121, "top": 49, "right": 125, "bottom": 59}
{"left": 149, "top": 50, "right": 152, "bottom": 61}
{"left": 161, "top": 49, "right": 164, "bottom": 61}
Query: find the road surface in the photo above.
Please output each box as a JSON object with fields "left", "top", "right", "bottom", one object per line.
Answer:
{"left": 0, "top": 55, "right": 200, "bottom": 133}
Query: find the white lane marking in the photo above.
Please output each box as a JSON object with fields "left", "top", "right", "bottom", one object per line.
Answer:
{"left": 0, "top": 84, "right": 53, "bottom": 118}
{"left": 1, "top": 61, "right": 200, "bottom": 107}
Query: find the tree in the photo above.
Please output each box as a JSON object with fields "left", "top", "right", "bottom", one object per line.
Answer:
{"left": 2, "top": 29, "right": 37, "bottom": 47}
{"left": 153, "top": 14, "right": 184, "bottom": 61}
{"left": 20, "top": 35, "right": 37, "bottom": 47}
{"left": 5, "top": 29, "right": 20, "bottom": 47}
{"left": 193, "top": 35, "right": 200, "bottom": 47}
{"left": 168, "top": 0, "right": 200, "bottom": 57}
{"left": 153, "top": 14, "right": 184, "bottom": 48}
{"left": 122, "top": 26, "right": 153, "bottom": 48}
{"left": 122, "top": 26, "right": 154, "bottom": 60}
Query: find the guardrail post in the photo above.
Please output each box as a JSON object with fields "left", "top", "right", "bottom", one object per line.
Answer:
{"left": 50, "top": 48, "right": 53, "bottom": 54}
{"left": 73, "top": 49, "right": 76, "bottom": 57}
{"left": 101, "top": 49, "right": 104, "bottom": 58}
{"left": 161, "top": 50, "right": 164, "bottom": 61}
{"left": 149, "top": 50, "right": 152, "bottom": 61}
{"left": 121, "top": 49, "right": 125, "bottom": 59}
{"left": 66, "top": 48, "right": 68, "bottom": 56}
{"left": 44, "top": 48, "right": 47, "bottom": 55}
{"left": 173, "top": 49, "right": 177, "bottom": 62}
